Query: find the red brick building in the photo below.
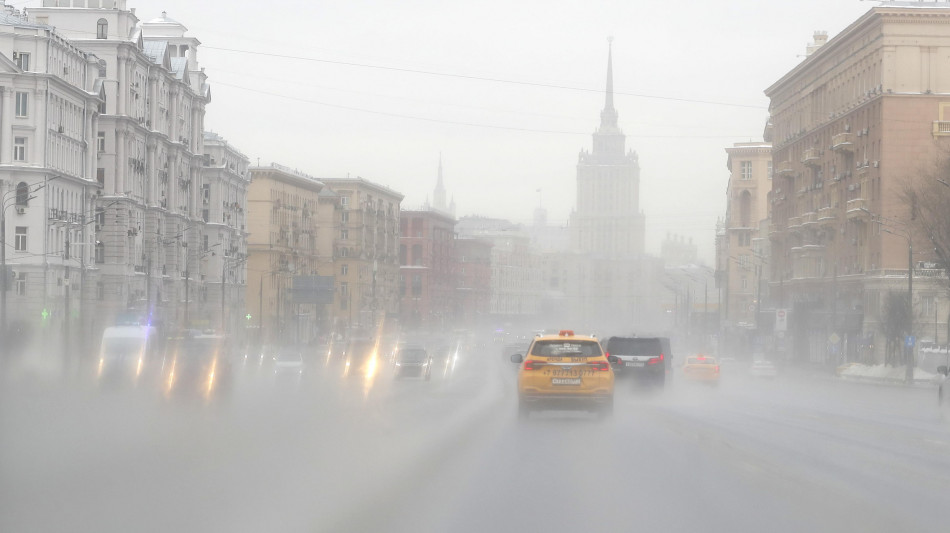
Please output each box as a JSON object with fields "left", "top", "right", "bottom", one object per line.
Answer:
{"left": 399, "top": 210, "right": 456, "bottom": 331}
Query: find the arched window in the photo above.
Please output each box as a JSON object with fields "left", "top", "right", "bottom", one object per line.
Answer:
{"left": 96, "top": 18, "right": 107, "bottom": 39}
{"left": 15, "top": 182, "right": 29, "bottom": 206}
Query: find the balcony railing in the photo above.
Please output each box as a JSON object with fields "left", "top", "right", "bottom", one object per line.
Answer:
{"left": 933, "top": 121, "right": 950, "bottom": 136}
{"left": 777, "top": 161, "right": 795, "bottom": 177}
{"left": 832, "top": 132, "right": 854, "bottom": 152}
{"left": 788, "top": 216, "right": 803, "bottom": 229}
{"left": 817, "top": 206, "right": 837, "bottom": 225}
{"left": 845, "top": 198, "right": 868, "bottom": 217}
{"left": 802, "top": 149, "right": 821, "bottom": 167}
{"left": 801, "top": 211, "right": 818, "bottom": 227}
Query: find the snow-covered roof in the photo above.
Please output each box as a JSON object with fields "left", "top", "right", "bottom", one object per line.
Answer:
{"left": 0, "top": 11, "right": 47, "bottom": 29}
{"left": 170, "top": 57, "right": 187, "bottom": 79}
{"left": 142, "top": 40, "right": 167, "bottom": 64}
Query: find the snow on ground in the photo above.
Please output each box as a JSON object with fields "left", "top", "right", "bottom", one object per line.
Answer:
{"left": 838, "top": 363, "right": 938, "bottom": 384}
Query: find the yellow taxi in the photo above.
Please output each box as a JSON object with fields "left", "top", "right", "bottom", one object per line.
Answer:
{"left": 682, "top": 354, "right": 720, "bottom": 385}
{"left": 510, "top": 330, "right": 616, "bottom": 419}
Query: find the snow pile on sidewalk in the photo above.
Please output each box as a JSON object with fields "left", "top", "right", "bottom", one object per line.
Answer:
{"left": 838, "top": 363, "right": 936, "bottom": 383}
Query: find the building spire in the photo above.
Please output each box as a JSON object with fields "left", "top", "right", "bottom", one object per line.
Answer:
{"left": 434, "top": 151, "right": 447, "bottom": 211}
{"left": 599, "top": 37, "right": 619, "bottom": 130}
{"left": 605, "top": 36, "right": 615, "bottom": 112}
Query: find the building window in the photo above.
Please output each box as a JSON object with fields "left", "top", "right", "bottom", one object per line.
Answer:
{"left": 340, "top": 229, "right": 348, "bottom": 240}
{"left": 740, "top": 161, "right": 752, "bottom": 180}
{"left": 95, "top": 241, "right": 105, "bottom": 263}
{"left": 96, "top": 168, "right": 105, "bottom": 186}
{"left": 741, "top": 277, "right": 748, "bottom": 290}
{"left": 341, "top": 211, "right": 349, "bottom": 223}
{"left": 97, "top": 281, "right": 105, "bottom": 300}
{"left": 13, "top": 137, "right": 26, "bottom": 161}
{"left": 341, "top": 264, "right": 348, "bottom": 276}
{"left": 97, "top": 59, "right": 106, "bottom": 77}
{"left": 98, "top": 93, "right": 106, "bottom": 114}
{"left": 96, "top": 18, "right": 108, "bottom": 39}
{"left": 339, "top": 247, "right": 348, "bottom": 258}
{"left": 15, "top": 182, "right": 29, "bottom": 206}
{"left": 14, "top": 52, "right": 29, "bottom": 71}
{"left": 15, "top": 272, "right": 26, "bottom": 296}
{"left": 411, "top": 274, "right": 422, "bottom": 297}
{"left": 340, "top": 196, "right": 349, "bottom": 208}
{"left": 97, "top": 131, "right": 105, "bottom": 152}
{"left": 767, "top": 161, "right": 773, "bottom": 180}
{"left": 15, "top": 92, "right": 28, "bottom": 117}
{"left": 14, "top": 227, "right": 27, "bottom": 251}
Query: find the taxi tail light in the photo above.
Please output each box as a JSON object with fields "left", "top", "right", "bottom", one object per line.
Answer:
{"left": 524, "top": 360, "right": 544, "bottom": 371}
{"left": 589, "top": 361, "right": 610, "bottom": 371}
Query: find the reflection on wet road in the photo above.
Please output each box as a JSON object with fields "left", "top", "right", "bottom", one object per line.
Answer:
{"left": 2, "top": 347, "right": 950, "bottom": 533}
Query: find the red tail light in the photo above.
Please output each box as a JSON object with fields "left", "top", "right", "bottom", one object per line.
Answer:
{"left": 589, "top": 361, "right": 610, "bottom": 371}
{"left": 524, "top": 360, "right": 544, "bottom": 371}
{"left": 715, "top": 365, "right": 720, "bottom": 373}
{"left": 647, "top": 353, "right": 664, "bottom": 365}
{"left": 604, "top": 352, "right": 610, "bottom": 358}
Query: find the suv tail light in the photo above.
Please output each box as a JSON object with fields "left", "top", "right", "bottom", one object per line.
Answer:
{"left": 524, "top": 360, "right": 544, "bottom": 371}
{"left": 647, "top": 353, "right": 665, "bottom": 365}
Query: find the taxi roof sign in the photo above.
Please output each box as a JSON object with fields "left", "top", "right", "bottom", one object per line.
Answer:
{"left": 558, "top": 330, "right": 574, "bottom": 337}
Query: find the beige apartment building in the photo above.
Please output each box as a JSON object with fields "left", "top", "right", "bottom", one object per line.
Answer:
{"left": 246, "top": 164, "right": 331, "bottom": 345}
{"left": 765, "top": 3, "right": 950, "bottom": 364}
{"left": 319, "top": 177, "right": 402, "bottom": 337}
{"left": 717, "top": 143, "right": 772, "bottom": 348}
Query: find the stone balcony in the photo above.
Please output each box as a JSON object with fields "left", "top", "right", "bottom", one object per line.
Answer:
{"left": 845, "top": 198, "right": 868, "bottom": 218}
{"left": 832, "top": 132, "right": 854, "bottom": 152}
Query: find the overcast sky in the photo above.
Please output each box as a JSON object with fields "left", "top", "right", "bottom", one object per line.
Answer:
{"left": 24, "top": 0, "right": 880, "bottom": 263}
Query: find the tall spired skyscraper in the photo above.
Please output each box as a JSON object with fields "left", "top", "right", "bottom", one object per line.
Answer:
{"left": 571, "top": 42, "right": 645, "bottom": 257}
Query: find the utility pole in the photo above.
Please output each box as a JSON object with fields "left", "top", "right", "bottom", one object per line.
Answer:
{"left": 221, "top": 258, "right": 226, "bottom": 332}
{"left": 63, "top": 239, "right": 70, "bottom": 379}
{"left": 1, "top": 194, "right": 7, "bottom": 340}
{"left": 258, "top": 274, "right": 263, "bottom": 344}
{"left": 184, "top": 262, "right": 190, "bottom": 330}
{"left": 907, "top": 237, "right": 914, "bottom": 381}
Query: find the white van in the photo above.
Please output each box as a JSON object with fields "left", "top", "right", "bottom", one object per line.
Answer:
{"left": 97, "top": 325, "right": 157, "bottom": 382}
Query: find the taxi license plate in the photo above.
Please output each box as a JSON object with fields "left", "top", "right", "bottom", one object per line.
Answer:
{"left": 628, "top": 362, "right": 645, "bottom": 367}
{"left": 552, "top": 378, "right": 581, "bottom": 386}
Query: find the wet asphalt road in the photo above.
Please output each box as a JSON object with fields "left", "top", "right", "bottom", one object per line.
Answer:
{"left": 2, "top": 349, "right": 949, "bottom": 533}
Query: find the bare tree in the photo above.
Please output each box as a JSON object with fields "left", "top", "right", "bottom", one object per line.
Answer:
{"left": 880, "top": 290, "right": 911, "bottom": 366}
{"left": 902, "top": 159, "right": 950, "bottom": 347}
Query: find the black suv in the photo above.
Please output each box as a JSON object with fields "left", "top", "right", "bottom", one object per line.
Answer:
{"left": 604, "top": 336, "right": 671, "bottom": 386}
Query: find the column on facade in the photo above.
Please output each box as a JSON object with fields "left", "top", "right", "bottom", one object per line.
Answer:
{"left": 86, "top": 104, "right": 97, "bottom": 181}
{"left": 35, "top": 89, "right": 46, "bottom": 168}
{"left": 146, "top": 139, "right": 157, "bottom": 204}
{"left": 115, "top": 128, "right": 126, "bottom": 195}
{"left": 169, "top": 88, "right": 178, "bottom": 143}
{"left": 116, "top": 56, "right": 127, "bottom": 117}
{"left": 148, "top": 73, "right": 159, "bottom": 130}
{"left": 0, "top": 87, "right": 11, "bottom": 164}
